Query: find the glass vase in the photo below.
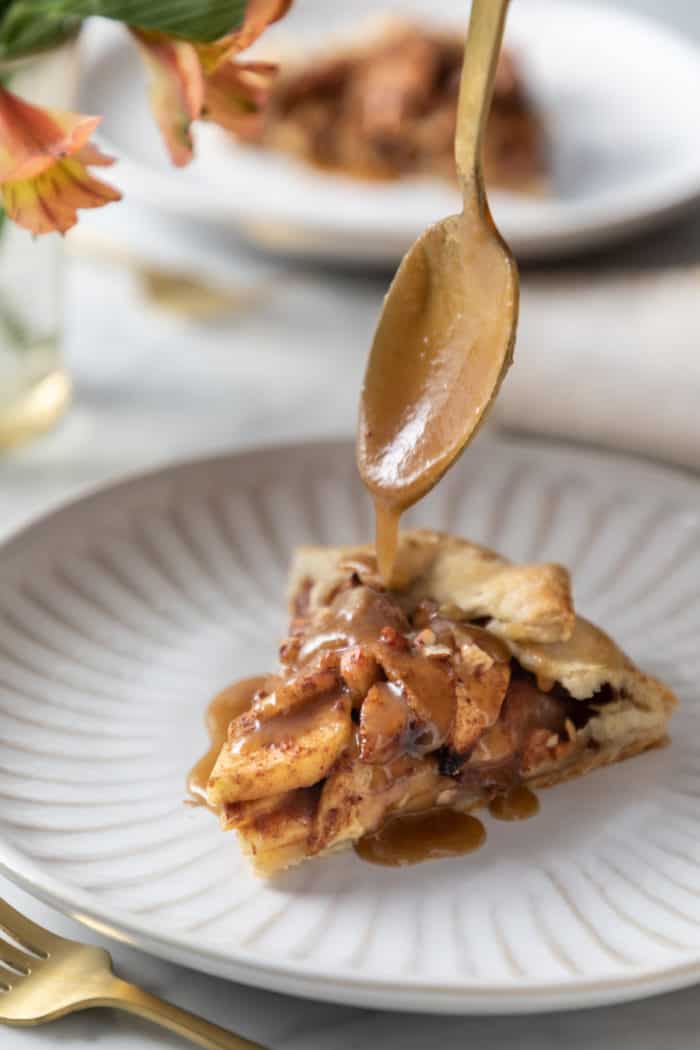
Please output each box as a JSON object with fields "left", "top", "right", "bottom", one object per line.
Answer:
{"left": 0, "top": 41, "right": 79, "bottom": 449}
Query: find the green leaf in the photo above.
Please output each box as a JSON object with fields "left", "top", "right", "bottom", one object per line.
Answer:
{"left": 0, "top": 10, "right": 79, "bottom": 59}
{"left": 0, "top": 0, "right": 247, "bottom": 54}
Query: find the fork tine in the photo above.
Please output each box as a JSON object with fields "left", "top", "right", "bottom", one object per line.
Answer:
{"left": 0, "top": 900, "right": 56, "bottom": 958}
{"left": 0, "top": 937, "right": 33, "bottom": 976}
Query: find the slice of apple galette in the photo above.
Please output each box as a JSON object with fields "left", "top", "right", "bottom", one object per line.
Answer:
{"left": 199, "top": 529, "right": 676, "bottom": 876}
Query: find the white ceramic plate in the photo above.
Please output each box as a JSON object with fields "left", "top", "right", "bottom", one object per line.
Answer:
{"left": 80, "top": 0, "right": 700, "bottom": 262}
{"left": 0, "top": 435, "right": 699, "bottom": 1014}
{"left": 1, "top": 438, "right": 700, "bottom": 1012}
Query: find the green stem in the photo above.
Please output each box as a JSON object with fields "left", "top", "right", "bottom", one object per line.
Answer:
{"left": 0, "top": 295, "right": 33, "bottom": 351}
{"left": 0, "top": 209, "right": 35, "bottom": 351}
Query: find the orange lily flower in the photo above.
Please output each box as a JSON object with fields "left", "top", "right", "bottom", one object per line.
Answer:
{"left": 0, "top": 2, "right": 293, "bottom": 232}
{"left": 130, "top": 30, "right": 205, "bottom": 167}
{"left": 133, "top": 0, "right": 291, "bottom": 165}
{"left": 0, "top": 87, "right": 121, "bottom": 235}
{"left": 195, "top": 0, "right": 293, "bottom": 73}
{"left": 202, "top": 59, "right": 277, "bottom": 136}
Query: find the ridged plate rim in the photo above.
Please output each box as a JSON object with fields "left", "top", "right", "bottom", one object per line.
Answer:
{"left": 0, "top": 434, "right": 698, "bottom": 1014}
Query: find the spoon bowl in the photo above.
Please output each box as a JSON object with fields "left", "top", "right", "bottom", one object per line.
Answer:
{"left": 358, "top": 205, "right": 518, "bottom": 526}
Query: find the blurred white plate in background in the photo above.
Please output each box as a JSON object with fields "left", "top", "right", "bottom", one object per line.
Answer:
{"left": 81, "top": 0, "right": 700, "bottom": 262}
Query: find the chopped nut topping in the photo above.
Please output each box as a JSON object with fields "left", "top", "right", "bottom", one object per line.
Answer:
{"left": 422, "top": 644, "right": 454, "bottom": 659}
{"left": 279, "top": 637, "right": 302, "bottom": 665}
{"left": 546, "top": 733, "right": 559, "bottom": 749}
{"left": 411, "top": 600, "right": 438, "bottom": 629}
{"left": 536, "top": 674, "right": 555, "bottom": 692}
{"left": 338, "top": 554, "right": 384, "bottom": 591}
{"left": 379, "top": 625, "right": 409, "bottom": 649}
{"left": 317, "top": 650, "right": 341, "bottom": 673}
{"left": 565, "top": 718, "right": 576, "bottom": 742}
{"left": 460, "top": 642, "right": 494, "bottom": 675}
{"left": 414, "top": 627, "right": 436, "bottom": 647}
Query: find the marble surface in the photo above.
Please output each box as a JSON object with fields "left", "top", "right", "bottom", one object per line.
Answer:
{"left": 4, "top": 0, "right": 700, "bottom": 1042}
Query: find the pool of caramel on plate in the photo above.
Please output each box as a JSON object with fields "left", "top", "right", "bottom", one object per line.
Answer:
{"left": 188, "top": 675, "right": 268, "bottom": 806}
{"left": 356, "top": 786, "right": 539, "bottom": 866}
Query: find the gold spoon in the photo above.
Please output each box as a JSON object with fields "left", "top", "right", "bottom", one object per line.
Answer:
{"left": 357, "top": 0, "right": 519, "bottom": 584}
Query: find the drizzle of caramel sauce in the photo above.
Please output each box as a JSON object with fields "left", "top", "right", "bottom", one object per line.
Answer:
{"left": 357, "top": 681, "right": 409, "bottom": 764}
{"left": 298, "top": 583, "right": 406, "bottom": 660}
{"left": 374, "top": 502, "right": 402, "bottom": 587}
{"left": 488, "top": 785, "right": 539, "bottom": 821}
{"left": 355, "top": 808, "right": 486, "bottom": 866}
{"left": 230, "top": 690, "right": 343, "bottom": 755}
{"left": 187, "top": 675, "right": 267, "bottom": 806}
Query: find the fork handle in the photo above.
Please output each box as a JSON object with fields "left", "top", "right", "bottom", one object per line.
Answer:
{"left": 98, "top": 976, "right": 266, "bottom": 1050}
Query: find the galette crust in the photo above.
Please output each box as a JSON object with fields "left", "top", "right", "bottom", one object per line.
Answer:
{"left": 208, "top": 528, "right": 677, "bottom": 876}
{"left": 290, "top": 528, "right": 576, "bottom": 643}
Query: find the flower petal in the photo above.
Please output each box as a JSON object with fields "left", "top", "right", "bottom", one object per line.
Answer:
{"left": 0, "top": 85, "right": 101, "bottom": 183}
{"left": 202, "top": 60, "right": 277, "bottom": 136}
{"left": 131, "top": 28, "right": 205, "bottom": 167}
{"left": 196, "top": 0, "right": 292, "bottom": 73}
{"left": 73, "top": 142, "right": 118, "bottom": 167}
{"left": 2, "top": 154, "right": 121, "bottom": 236}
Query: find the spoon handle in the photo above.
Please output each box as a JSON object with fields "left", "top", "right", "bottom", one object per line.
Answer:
{"left": 455, "top": 0, "right": 511, "bottom": 198}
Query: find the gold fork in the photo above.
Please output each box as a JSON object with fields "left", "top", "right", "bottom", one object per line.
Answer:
{"left": 0, "top": 898, "right": 265, "bottom": 1048}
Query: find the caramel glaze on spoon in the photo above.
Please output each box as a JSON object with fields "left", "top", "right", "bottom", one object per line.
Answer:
{"left": 358, "top": 0, "right": 519, "bottom": 585}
